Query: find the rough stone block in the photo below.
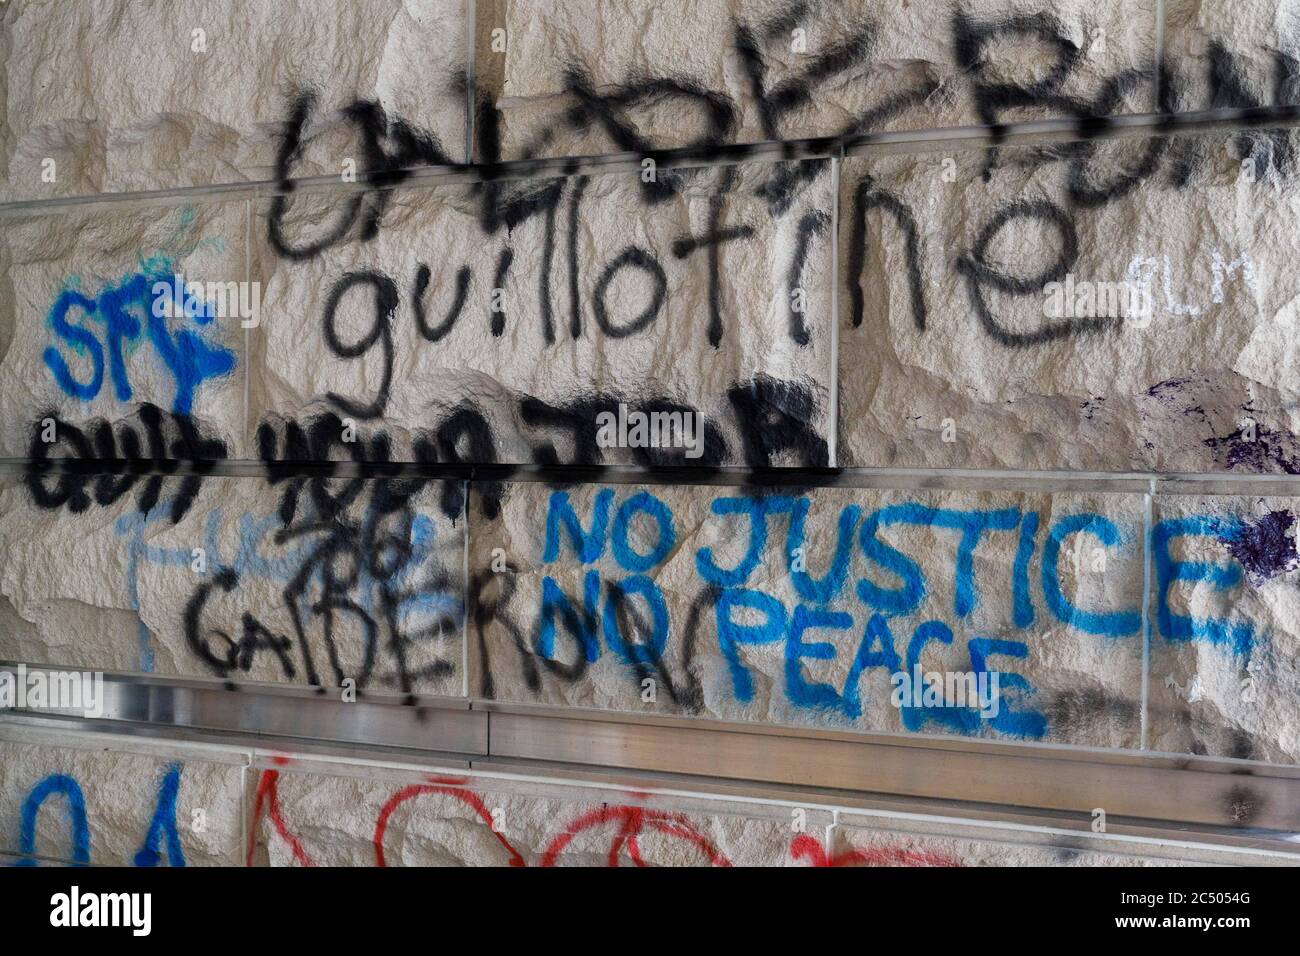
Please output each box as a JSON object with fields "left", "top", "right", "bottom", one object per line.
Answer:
{"left": 482, "top": 0, "right": 1158, "bottom": 160}
{"left": 838, "top": 128, "right": 1300, "bottom": 474}
{"left": 0, "top": 726, "right": 245, "bottom": 866}
{"left": 0, "top": 200, "right": 249, "bottom": 459}
{"left": 250, "top": 161, "right": 833, "bottom": 466}
{"left": 470, "top": 481, "right": 1147, "bottom": 748}
{"left": 1147, "top": 494, "right": 1300, "bottom": 765}
{"left": 248, "top": 756, "right": 813, "bottom": 865}
{"left": 0, "top": 475, "right": 466, "bottom": 697}
{"left": 1, "top": 0, "right": 468, "bottom": 200}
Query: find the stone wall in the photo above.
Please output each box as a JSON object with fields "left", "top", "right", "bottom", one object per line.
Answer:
{"left": 4, "top": 0, "right": 1300, "bottom": 865}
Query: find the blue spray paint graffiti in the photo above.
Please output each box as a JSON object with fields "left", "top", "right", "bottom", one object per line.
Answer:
{"left": 133, "top": 763, "right": 186, "bottom": 867}
{"left": 1042, "top": 514, "right": 1141, "bottom": 637}
{"left": 13, "top": 765, "right": 189, "bottom": 867}
{"left": 1153, "top": 515, "right": 1256, "bottom": 656}
{"left": 43, "top": 258, "right": 236, "bottom": 415}
{"left": 521, "top": 489, "right": 1268, "bottom": 741}
{"left": 115, "top": 496, "right": 199, "bottom": 672}
{"left": 14, "top": 773, "right": 90, "bottom": 866}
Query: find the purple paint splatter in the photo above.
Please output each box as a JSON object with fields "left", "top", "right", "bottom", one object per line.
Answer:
{"left": 1225, "top": 510, "right": 1299, "bottom": 586}
{"left": 1204, "top": 425, "right": 1300, "bottom": 475}
{"left": 1146, "top": 377, "right": 1196, "bottom": 399}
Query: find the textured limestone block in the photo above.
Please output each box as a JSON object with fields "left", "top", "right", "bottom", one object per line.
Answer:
{"left": 1147, "top": 495, "right": 1300, "bottom": 765}
{"left": 1163, "top": 0, "right": 1300, "bottom": 112}
{"left": 250, "top": 160, "right": 832, "bottom": 466}
{"left": 0, "top": 200, "right": 248, "bottom": 459}
{"left": 838, "top": 128, "right": 1300, "bottom": 473}
{"left": 248, "top": 757, "right": 813, "bottom": 866}
{"left": 0, "top": 474, "right": 466, "bottom": 698}
{"left": 0, "top": 726, "right": 245, "bottom": 866}
{"left": 482, "top": 0, "right": 1157, "bottom": 161}
{"left": 1, "top": 0, "right": 468, "bottom": 200}
{"left": 470, "top": 482, "right": 1146, "bottom": 748}
{"left": 828, "top": 821, "right": 1179, "bottom": 867}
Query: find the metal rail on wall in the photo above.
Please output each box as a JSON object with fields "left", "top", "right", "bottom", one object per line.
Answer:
{"left": 6, "top": 457, "right": 1300, "bottom": 497}
{"left": 3, "top": 664, "right": 1298, "bottom": 857}
{"left": 3, "top": 105, "right": 1300, "bottom": 218}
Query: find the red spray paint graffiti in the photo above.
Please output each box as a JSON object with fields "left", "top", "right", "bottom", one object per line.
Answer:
{"left": 247, "top": 760, "right": 314, "bottom": 867}
{"left": 250, "top": 769, "right": 957, "bottom": 868}
{"left": 540, "top": 805, "right": 731, "bottom": 867}
{"left": 373, "top": 778, "right": 527, "bottom": 867}
{"left": 789, "top": 833, "right": 961, "bottom": 867}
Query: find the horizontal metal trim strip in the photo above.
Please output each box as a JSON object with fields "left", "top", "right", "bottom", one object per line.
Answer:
{"left": 473, "top": 700, "right": 1300, "bottom": 776}
{"left": 487, "top": 711, "right": 1300, "bottom": 833}
{"left": 0, "top": 712, "right": 477, "bottom": 771}
{"left": 4, "top": 668, "right": 1297, "bottom": 836}
{"left": 468, "top": 756, "right": 1299, "bottom": 862}
{"left": 8, "top": 662, "right": 1298, "bottom": 777}
{"left": 3, "top": 106, "right": 1300, "bottom": 218}
{"left": 5, "top": 457, "right": 1300, "bottom": 496}
{"left": 0, "top": 661, "right": 473, "bottom": 709}
{"left": 1, "top": 664, "right": 487, "bottom": 755}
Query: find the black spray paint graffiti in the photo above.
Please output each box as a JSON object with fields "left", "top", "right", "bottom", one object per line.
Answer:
{"left": 22, "top": 408, "right": 461, "bottom": 696}
{"left": 267, "top": 91, "right": 458, "bottom": 262}
{"left": 279, "top": 151, "right": 811, "bottom": 354}
{"left": 285, "top": 371, "right": 828, "bottom": 513}
{"left": 304, "top": 237, "right": 833, "bottom": 461}
{"left": 956, "top": 199, "right": 1111, "bottom": 349}
{"left": 849, "top": 12, "right": 1300, "bottom": 352}
{"left": 21, "top": 372, "right": 826, "bottom": 696}
{"left": 264, "top": 3, "right": 1300, "bottom": 369}
{"left": 25, "top": 404, "right": 228, "bottom": 525}
{"left": 182, "top": 465, "right": 462, "bottom": 699}
{"left": 22, "top": 373, "right": 826, "bottom": 526}
{"left": 847, "top": 177, "right": 926, "bottom": 332}
{"left": 471, "top": 559, "right": 715, "bottom": 715}
{"left": 267, "top": 2, "right": 936, "bottom": 351}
